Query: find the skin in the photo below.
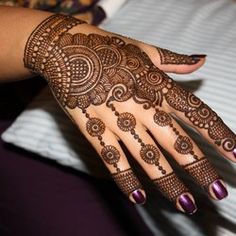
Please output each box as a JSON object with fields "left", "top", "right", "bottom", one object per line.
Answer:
{"left": 0, "top": 6, "right": 235, "bottom": 214}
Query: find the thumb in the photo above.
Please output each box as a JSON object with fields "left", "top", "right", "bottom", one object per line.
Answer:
{"left": 137, "top": 42, "right": 206, "bottom": 74}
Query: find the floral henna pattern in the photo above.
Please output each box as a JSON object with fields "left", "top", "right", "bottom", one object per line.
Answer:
{"left": 165, "top": 85, "right": 236, "bottom": 152}
{"left": 112, "top": 168, "right": 143, "bottom": 197}
{"left": 183, "top": 158, "right": 220, "bottom": 190}
{"left": 153, "top": 172, "right": 189, "bottom": 202}
{"left": 156, "top": 47, "right": 200, "bottom": 65}
{"left": 153, "top": 109, "right": 199, "bottom": 160}
{"left": 23, "top": 14, "right": 235, "bottom": 202}
{"left": 106, "top": 100, "right": 166, "bottom": 174}
{"left": 174, "top": 136, "right": 193, "bottom": 155}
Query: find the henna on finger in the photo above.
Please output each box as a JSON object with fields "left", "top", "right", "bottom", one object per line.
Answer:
{"left": 107, "top": 100, "right": 166, "bottom": 175}
{"left": 156, "top": 47, "right": 204, "bottom": 65}
{"left": 165, "top": 84, "right": 236, "bottom": 153}
{"left": 153, "top": 108, "right": 199, "bottom": 160}
{"left": 182, "top": 157, "right": 219, "bottom": 190}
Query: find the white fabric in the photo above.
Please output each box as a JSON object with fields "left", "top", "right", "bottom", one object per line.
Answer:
{"left": 2, "top": 0, "right": 236, "bottom": 235}
{"left": 97, "top": 0, "right": 127, "bottom": 19}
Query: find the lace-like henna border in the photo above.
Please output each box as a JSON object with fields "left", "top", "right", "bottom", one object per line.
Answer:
{"left": 153, "top": 172, "right": 188, "bottom": 202}
{"left": 23, "top": 14, "right": 86, "bottom": 74}
{"left": 182, "top": 157, "right": 220, "bottom": 189}
{"left": 112, "top": 168, "right": 143, "bottom": 196}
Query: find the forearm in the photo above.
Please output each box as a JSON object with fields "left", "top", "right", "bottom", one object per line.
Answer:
{"left": 0, "top": 6, "right": 53, "bottom": 81}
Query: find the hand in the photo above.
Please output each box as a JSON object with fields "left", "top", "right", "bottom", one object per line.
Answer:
{"left": 24, "top": 14, "right": 236, "bottom": 214}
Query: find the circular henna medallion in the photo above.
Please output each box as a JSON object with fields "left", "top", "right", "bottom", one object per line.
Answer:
{"left": 101, "top": 145, "right": 120, "bottom": 164}
{"left": 153, "top": 110, "right": 171, "bottom": 126}
{"left": 117, "top": 112, "right": 136, "bottom": 132}
{"left": 174, "top": 136, "right": 193, "bottom": 154}
{"left": 64, "top": 46, "right": 102, "bottom": 95}
{"left": 86, "top": 118, "right": 105, "bottom": 137}
{"left": 140, "top": 144, "right": 160, "bottom": 164}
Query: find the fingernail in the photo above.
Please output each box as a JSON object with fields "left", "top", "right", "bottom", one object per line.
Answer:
{"left": 178, "top": 194, "right": 197, "bottom": 214}
{"left": 211, "top": 179, "right": 228, "bottom": 200}
{"left": 132, "top": 190, "right": 146, "bottom": 204}
{"left": 190, "top": 54, "right": 207, "bottom": 58}
{"left": 233, "top": 148, "right": 236, "bottom": 159}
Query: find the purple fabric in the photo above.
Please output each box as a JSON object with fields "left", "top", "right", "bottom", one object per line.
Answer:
{"left": 0, "top": 80, "right": 152, "bottom": 236}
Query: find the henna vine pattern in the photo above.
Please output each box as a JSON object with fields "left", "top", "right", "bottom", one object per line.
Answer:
{"left": 153, "top": 172, "right": 188, "bottom": 202}
{"left": 156, "top": 47, "right": 201, "bottom": 65}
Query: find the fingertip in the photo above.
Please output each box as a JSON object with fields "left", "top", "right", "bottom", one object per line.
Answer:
{"left": 129, "top": 189, "right": 146, "bottom": 205}
{"left": 208, "top": 179, "right": 228, "bottom": 201}
{"left": 176, "top": 192, "right": 197, "bottom": 215}
{"left": 163, "top": 55, "right": 207, "bottom": 74}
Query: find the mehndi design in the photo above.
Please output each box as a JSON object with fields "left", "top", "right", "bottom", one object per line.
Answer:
{"left": 23, "top": 14, "right": 235, "bottom": 204}
{"left": 183, "top": 158, "right": 220, "bottom": 190}
{"left": 156, "top": 47, "right": 201, "bottom": 65}
{"left": 112, "top": 168, "right": 143, "bottom": 197}
{"left": 153, "top": 172, "right": 188, "bottom": 202}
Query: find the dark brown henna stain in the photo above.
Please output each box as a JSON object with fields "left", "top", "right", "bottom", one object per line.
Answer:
{"left": 106, "top": 100, "right": 167, "bottom": 174}
{"left": 153, "top": 109, "right": 199, "bottom": 160}
{"left": 112, "top": 168, "right": 143, "bottom": 197}
{"left": 86, "top": 117, "right": 105, "bottom": 137}
{"left": 101, "top": 145, "right": 120, "bottom": 165}
{"left": 153, "top": 172, "right": 189, "bottom": 202}
{"left": 156, "top": 47, "right": 201, "bottom": 65}
{"left": 117, "top": 112, "right": 136, "bottom": 132}
{"left": 165, "top": 84, "right": 236, "bottom": 152}
{"left": 183, "top": 158, "right": 220, "bottom": 190}
{"left": 174, "top": 136, "right": 193, "bottom": 154}
{"left": 153, "top": 109, "right": 172, "bottom": 126}
{"left": 24, "top": 14, "right": 235, "bottom": 159}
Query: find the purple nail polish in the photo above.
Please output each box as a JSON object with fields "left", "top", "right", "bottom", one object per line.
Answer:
{"left": 190, "top": 54, "right": 207, "bottom": 58}
{"left": 178, "top": 194, "right": 197, "bottom": 214}
{"left": 233, "top": 148, "right": 236, "bottom": 159}
{"left": 132, "top": 190, "right": 146, "bottom": 204}
{"left": 211, "top": 180, "right": 228, "bottom": 200}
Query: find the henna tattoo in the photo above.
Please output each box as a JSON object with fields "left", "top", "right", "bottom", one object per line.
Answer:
{"left": 153, "top": 109, "right": 199, "bottom": 160}
{"left": 153, "top": 172, "right": 188, "bottom": 202}
{"left": 140, "top": 144, "right": 160, "bottom": 164}
{"left": 117, "top": 112, "right": 136, "bottom": 132}
{"left": 112, "top": 168, "right": 143, "bottom": 196}
{"left": 153, "top": 109, "right": 172, "bottom": 126}
{"left": 86, "top": 117, "right": 105, "bottom": 137}
{"left": 24, "top": 13, "right": 235, "bottom": 173}
{"left": 165, "top": 84, "right": 236, "bottom": 152}
{"left": 101, "top": 145, "right": 120, "bottom": 165}
{"left": 174, "top": 136, "right": 193, "bottom": 154}
{"left": 156, "top": 47, "right": 200, "bottom": 65}
{"left": 183, "top": 158, "right": 220, "bottom": 189}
